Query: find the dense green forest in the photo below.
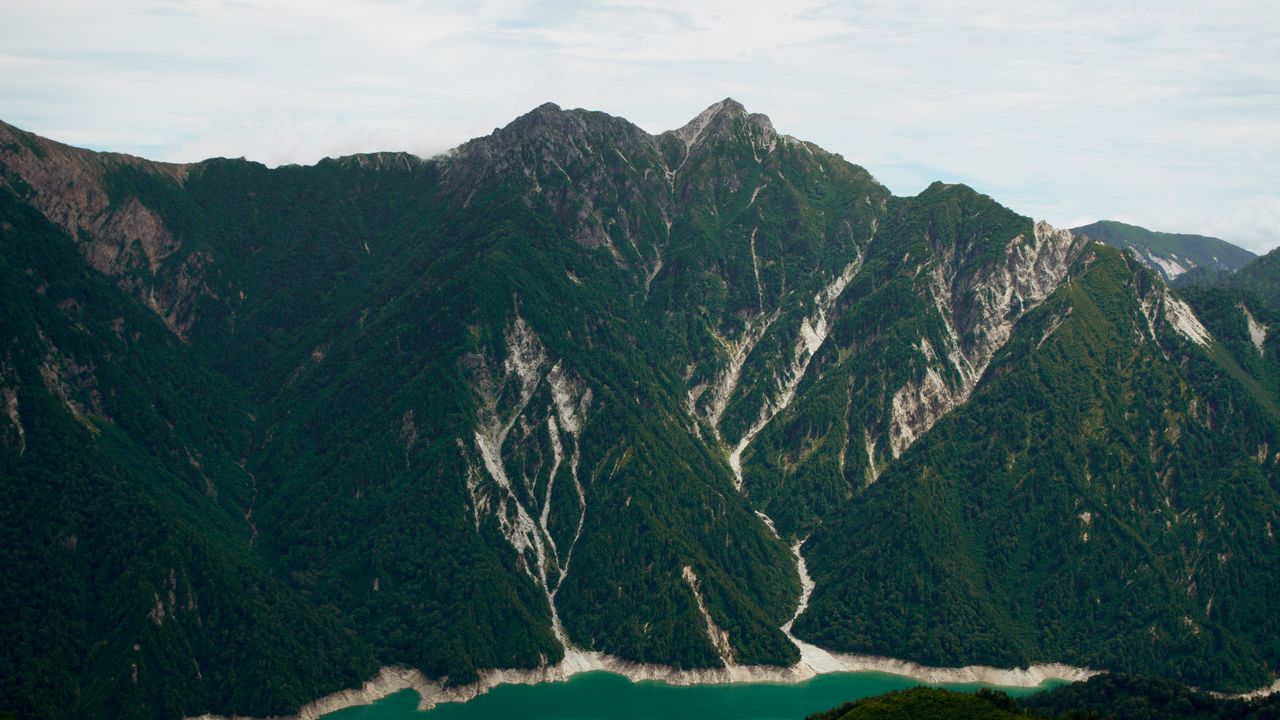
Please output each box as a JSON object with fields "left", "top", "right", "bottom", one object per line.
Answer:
{"left": 796, "top": 245, "right": 1280, "bottom": 691}
{"left": 0, "top": 187, "right": 377, "bottom": 718}
{"left": 1023, "top": 674, "right": 1280, "bottom": 720}
{"left": 1222, "top": 247, "right": 1280, "bottom": 311}
{"left": 808, "top": 687, "right": 1034, "bottom": 720}
{"left": 808, "top": 676, "right": 1280, "bottom": 720}
{"left": 2, "top": 100, "right": 1278, "bottom": 720}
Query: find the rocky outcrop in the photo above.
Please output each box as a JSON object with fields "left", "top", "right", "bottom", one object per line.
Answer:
{"left": 665, "top": 98, "right": 781, "bottom": 166}
{"left": 1242, "top": 304, "right": 1268, "bottom": 356}
{"left": 887, "top": 220, "right": 1088, "bottom": 458}
{"left": 1, "top": 387, "right": 23, "bottom": 456}
{"left": 440, "top": 104, "right": 671, "bottom": 263}
{"left": 463, "top": 312, "right": 593, "bottom": 650}
{"left": 0, "top": 120, "right": 209, "bottom": 336}
{"left": 1131, "top": 258, "right": 1215, "bottom": 348}
{"left": 0, "top": 121, "right": 186, "bottom": 273}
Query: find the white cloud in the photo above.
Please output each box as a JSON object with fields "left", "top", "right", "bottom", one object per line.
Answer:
{"left": 1151, "top": 194, "right": 1280, "bottom": 255}
{"left": 1, "top": 0, "right": 1277, "bottom": 250}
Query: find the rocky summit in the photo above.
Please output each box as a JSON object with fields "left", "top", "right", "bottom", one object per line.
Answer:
{"left": 2, "top": 100, "right": 1278, "bottom": 720}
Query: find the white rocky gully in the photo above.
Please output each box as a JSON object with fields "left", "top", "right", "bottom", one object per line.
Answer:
{"left": 184, "top": 222, "right": 1269, "bottom": 720}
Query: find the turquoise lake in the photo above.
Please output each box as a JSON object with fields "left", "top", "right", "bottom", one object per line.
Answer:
{"left": 322, "top": 670, "right": 1060, "bottom": 720}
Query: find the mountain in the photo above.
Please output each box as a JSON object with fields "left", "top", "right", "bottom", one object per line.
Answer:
{"left": 795, "top": 244, "right": 1280, "bottom": 690}
{"left": 1072, "top": 220, "right": 1256, "bottom": 286}
{"left": 0, "top": 177, "right": 376, "bottom": 718}
{"left": 1, "top": 100, "right": 1278, "bottom": 719}
{"left": 1223, "top": 247, "right": 1280, "bottom": 311}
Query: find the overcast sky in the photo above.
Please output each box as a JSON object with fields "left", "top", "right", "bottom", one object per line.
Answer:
{"left": 3, "top": 0, "right": 1278, "bottom": 252}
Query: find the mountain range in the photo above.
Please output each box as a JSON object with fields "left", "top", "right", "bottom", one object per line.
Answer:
{"left": 1070, "top": 220, "right": 1256, "bottom": 286}
{"left": 1, "top": 99, "right": 1278, "bottom": 720}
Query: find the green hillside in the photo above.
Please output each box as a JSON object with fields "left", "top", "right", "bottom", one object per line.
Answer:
{"left": 0, "top": 188, "right": 377, "bottom": 719}
{"left": 810, "top": 676, "right": 1280, "bottom": 720}
{"left": 2, "top": 101, "right": 1277, "bottom": 718}
{"left": 1073, "top": 220, "right": 1255, "bottom": 286}
{"left": 1023, "top": 674, "right": 1280, "bottom": 720}
{"left": 809, "top": 687, "right": 1032, "bottom": 720}
{"left": 1224, "top": 247, "right": 1280, "bottom": 311}
{"left": 796, "top": 244, "right": 1280, "bottom": 691}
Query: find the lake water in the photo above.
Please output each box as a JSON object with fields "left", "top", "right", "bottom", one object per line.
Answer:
{"left": 322, "top": 670, "right": 1059, "bottom": 720}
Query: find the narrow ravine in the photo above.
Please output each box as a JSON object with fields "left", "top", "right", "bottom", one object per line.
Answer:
{"left": 729, "top": 249, "right": 866, "bottom": 491}
{"left": 644, "top": 215, "right": 669, "bottom": 301}
{"left": 720, "top": 249, "right": 869, "bottom": 663}
{"left": 701, "top": 311, "right": 778, "bottom": 443}
{"left": 749, "top": 226, "right": 765, "bottom": 310}
{"left": 781, "top": 540, "right": 845, "bottom": 673}
{"left": 469, "top": 318, "right": 592, "bottom": 657}
{"left": 240, "top": 462, "right": 259, "bottom": 547}
{"left": 682, "top": 566, "right": 737, "bottom": 668}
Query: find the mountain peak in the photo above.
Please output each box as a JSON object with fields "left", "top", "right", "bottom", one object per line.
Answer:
{"left": 530, "top": 100, "right": 563, "bottom": 115}
{"left": 711, "top": 96, "right": 746, "bottom": 113}
{"left": 670, "top": 98, "right": 775, "bottom": 151}
{"left": 506, "top": 101, "right": 568, "bottom": 130}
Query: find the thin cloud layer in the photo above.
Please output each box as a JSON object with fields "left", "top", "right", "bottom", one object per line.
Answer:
{"left": 2, "top": 0, "right": 1277, "bottom": 251}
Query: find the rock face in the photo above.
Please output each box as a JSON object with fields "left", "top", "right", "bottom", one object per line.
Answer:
{"left": 0, "top": 120, "right": 213, "bottom": 335}
{"left": 441, "top": 102, "right": 672, "bottom": 260}
{"left": 3, "top": 100, "right": 1279, "bottom": 720}
{"left": 798, "top": 240, "right": 1280, "bottom": 693}
{"left": 887, "top": 220, "right": 1088, "bottom": 459}
{"left": 0, "top": 122, "right": 187, "bottom": 273}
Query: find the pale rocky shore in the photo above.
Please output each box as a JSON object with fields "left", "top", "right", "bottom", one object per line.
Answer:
{"left": 1213, "top": 678, "right": 1280, "bottom": 702}
{"left": 184, "top": 648, "right": 1100, "bottom": 720}
{"left": 182, "top": 535, "right": 1278, "bottom": 720}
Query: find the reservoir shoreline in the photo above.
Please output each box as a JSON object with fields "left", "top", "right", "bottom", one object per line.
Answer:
{"left": 184, "top": 650, "right": 1099, "bottom": 720}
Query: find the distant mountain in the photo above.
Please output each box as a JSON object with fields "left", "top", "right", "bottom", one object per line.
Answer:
{"left": 1072, "top": 220, "right": 1255, "bottom": 285}
{"left": 3, "top": 101, "right": 1279, "bottom": 719}
{"left": 1225, "top": 246, "right": 1280, "bottom": 311}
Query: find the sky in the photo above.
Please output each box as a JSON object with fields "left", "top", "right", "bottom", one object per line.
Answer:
{"left": 2, "top": 0, "right": 1278, "bottom": 252}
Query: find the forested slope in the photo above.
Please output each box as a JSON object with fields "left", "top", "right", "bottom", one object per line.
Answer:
{"left": 2, "top": 100, "right": 1277, "bottom": 718}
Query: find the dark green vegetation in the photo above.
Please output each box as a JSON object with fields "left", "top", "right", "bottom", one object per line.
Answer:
{"left": 1, "top": 100, "right": 1278, "bottom": 719}
{"left": 1023, "top": 674, "right": 1280, "bottom": 720}
{"left": 0, "top": 187, "right": 376, "bottom": 717}
{"left": 1222, "top": 247, "right": 1280, "bottom": 312}
{"left": 797, "top": 244, "right": 1280, "bottom": 690}
{"left": 1072, "top": 220, "right": 1255, "bottom": 286}
{"left": 808, "top": 676, "right": 1280, "bottom": 720}
{"left": 809, "top": 687, "right": 1033, "bottom": 720}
